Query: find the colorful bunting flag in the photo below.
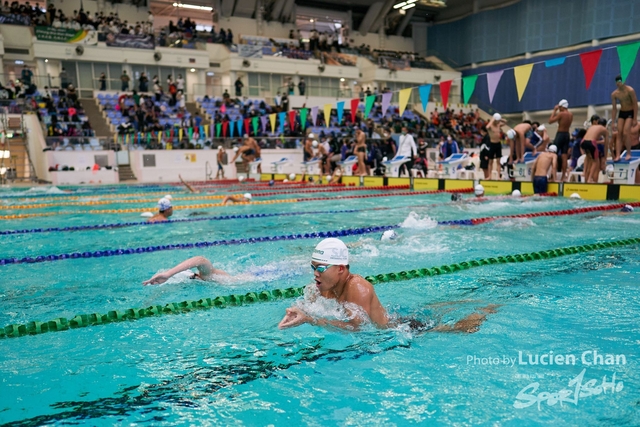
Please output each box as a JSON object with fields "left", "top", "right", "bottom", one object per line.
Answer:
{"left": 228, "top": 121, "right": 234, "bottom": 137}
{"left": 237, "top": 120, "right": 243, "bottom": 137}
{"left": 545, "top": 57, "right": 566, "bottom": 67}
{"left": 439, "top": 81, "right": 452, "bottom": 109}
{"left": 462, "top": 75, "right": 478, "bottom": 105}
{"left": 178, "top": 128, "right": 183, "bottom": 142}
{"left": 310, "top": 106, "right": 318, "bottom": 126}
{"left": 616, "top": 42, "right": 640, "bottom": 83}
{"left": 278, "top": 112, "right": 286, "bottom": 134}
{"left": 398, "top": 88, "right": 412, "bottom": 116}
{"left": 350, "top": 98, "right": 359, "bottom": 123}
{"left": 418, "top": 84, "right": 432, "bottom": 112}
{"left": 323, "top": 104, "right": 332, "bottom": 127}
{"left": 252, "top": 116, "right": 259, "bottom": 135}
{"left": 300, "top": 108, "right": 308, "bottom": 130}
{"left": 486, "top": 70, "right": 503, "bottom": 104}
{"left": 514, "top": 64, "right": 534, "bottom": 101}
{"left": 288, "top": 110, "right": 296, "bottom": 131}
{"left": 336, "top": 101, "right": 345, "bottom": 125}
{"left": 364, "top": 95, "right": 376, "bottom": 118}
{"left": 260, "top": 115, "right": 268, "bottom": 133}
{"left": 244, "top": 118, "right": 250, "bottom": 135}
{"left": 216, "top": 123, "right": 221, "bottom": 137}
{"left": 381, "top": 92, "right": 392, "bottom": 117}
{"left": 269, "top": 113, "right": 276, "bottom": 133}
{"left": 579, "top": 49, "right": 602, "bottom": 90}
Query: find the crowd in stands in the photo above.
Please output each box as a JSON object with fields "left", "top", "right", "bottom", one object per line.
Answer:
{"left": 41, "top": 85, "right": 95, "bottom": 145}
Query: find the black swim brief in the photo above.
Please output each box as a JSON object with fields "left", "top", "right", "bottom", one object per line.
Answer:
{"left": 553, "top": 132, "right": 570, "bottom": 155}
{"left": 489, "top": 142, "right": 502, "bottom": 159}
{"left": 580, "top": 139, "right": 597, "bottom": 159}
{"left": 618, "top": 110, "right": 634, "bottom": 120}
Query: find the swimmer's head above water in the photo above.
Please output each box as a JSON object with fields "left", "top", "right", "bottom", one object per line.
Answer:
{"left": 621, "top": 205, "right": 634, "bottom": 213}
{"left": 380, "top": 230, "right": 398, "bottom": 241}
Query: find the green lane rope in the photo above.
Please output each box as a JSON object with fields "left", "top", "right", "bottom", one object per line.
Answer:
{"left": 2, "top": 237, "right": 639, "bottom": 340}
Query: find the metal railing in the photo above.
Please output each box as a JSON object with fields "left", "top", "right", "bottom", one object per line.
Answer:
{"left": 45, "top": 136, "right": 112, "bottom": 151}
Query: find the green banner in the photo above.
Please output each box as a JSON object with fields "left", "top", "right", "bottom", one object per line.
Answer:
{"left": 34, "top": 26, "right": 97, "bottom": 45}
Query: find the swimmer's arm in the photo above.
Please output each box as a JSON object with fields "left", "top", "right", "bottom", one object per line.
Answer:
{"left": 278, "top": 306, "right": 365, "bottom": 331}
{"left": 143, "top": 256, "right": 227, "bottom": 285}
{"left": 530, "top": 157, "right": 539, "bottom": 181}
{"left": 549, "top": 106, "right": 559, "bottom": 123}
{"left": 611, "top": 93, "right": 618, "bottom": 126}
{"left": 549, "top": 156, "right": 557, "bottom": 182}
{"left": 179, "top": 174, "right": 197, "bottom": 193}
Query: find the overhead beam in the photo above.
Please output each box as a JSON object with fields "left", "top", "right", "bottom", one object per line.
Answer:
{"left": 271, "top": 0, "right": 287, "bottom": 20}
{"left": 358, "top": 2, "right": 383, "bottom": 36}
{"left": 395, "top": 8, "right": 414, "bottom": 36}
{"left": 369, "top": 0, "right": 396, "bottom": 34}
{"left": 281, "top": 0, "right": 295, "bottom": 22}
{"left": 221, "top": 0, "right": 235, "bottom": 17}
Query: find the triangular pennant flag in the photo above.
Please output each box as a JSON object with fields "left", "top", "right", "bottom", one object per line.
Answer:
{"left": 418, "top": 84, "right": 432, "bottom": 112}
{"left": 486, "top": 70, "right": 504, "bottom": 104}
{"left": 381, "top": 92, "right": 392, "bottom": 117}
{"left": 300, "top": 108, "right": 308, "bottom": 130}
{"left": 252, "top": 116, "right": 259, "bottom": 135}
{"left": 147, "top": 132, "right": 151, "bottom": 143}
{"left": 204, "top": 124, "right": 209, "bottom": 139}
{"left": 269, "top": 113, "right": 277, "bottom": 133}
{"left": 617, "top": 42, "right": 640, "bottom": 83}
{"left": 350, "top": 98, "right": 359, "bottom": 123}
{"left": 228, "top": 121, "right": 234, "bottom": 137}
{"left": 398, "top": 88, "right": 412, "bottom": 116}
{"left": 260, "top": 115, "right": 268, "bottom": 133}
{"left": 513, "top": 64, "right": 534, "bottom": 101}
{"left": 288, "top": 110, "right": 296, "bottom": 131}
{"left": 187, "top": 127, "right": 193, "bottom": 140}
{"left": 440, "top": 80, "right": 452, "bottom": 109}
{"left": 336, "top": 101, "right": 345, "bottom": 125}
{"left": 364, "top": 95, "right": 376, "bottom": 117}
{"left": 216, "top": 123, "right": 221, "bottom": 137}
{"left": 545, "top": 57, "right": 566, "bottom": 67}
{"left": 579, "top": 49, "right": 602, "bottom": 90}
{"left": 278, "top": 112, "right": 286, "bottom": 134}
{"left": 244, "top": 118, "right": 250, "bottom": 135}
{"left": 323, "top": 104, "right": 332, "bottom": 127}
{"left": 237, "top": 120, "right": 243, "bottom": 137}
{"left": 462, "top": 75, "right": 478, "bottom": 105}
{"left": 178, "top": 128, "right": 183, "bottom": 142}
{"left": 310, "top": 106, "right": 318, "bottom": 126}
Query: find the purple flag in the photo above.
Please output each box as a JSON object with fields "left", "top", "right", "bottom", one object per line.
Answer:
{"left": 381, "top": 92, "right": 392, "bottom": 117}
{"left": 310, "top": 106, "right": 318, "bottom": 126}
{"left": 486, "top": 70, "right": 504, "bottom": 104}
{"left": 260, "top": 116, "right": 268, "bottom": 134}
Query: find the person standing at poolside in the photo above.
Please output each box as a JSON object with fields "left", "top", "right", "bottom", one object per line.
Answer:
{"left": 216, "top": 146, "right": 227, "bottom": 179}
{"left": 530, "top": 145, "right": 558, "bottom": 193}
{"left": 148, "top": 197, "right": 173, "bottom": 223}
{"left": 549, "top": 99, "right": 573, "bottom": 181}
{"left": 396, "top": 126, "right": 417, "bottom": 177}
{"left": 487, "top": 113, "right": 506, "bottom": 176}
{"left": 611, "top": 75, "right": 638, "bottom": 161}
{"left": 354, "top": 128, "right": 368, "bottom": 176}
{"left": 580, "top": 120, "right": 609, "bottom": 183}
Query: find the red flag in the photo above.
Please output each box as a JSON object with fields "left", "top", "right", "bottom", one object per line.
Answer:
{"left": 440, "top": 80, "right": 452, "bottom": 109}
{"left": 579, "top": 49, "right": 602, "bottom": 89}
{"left": 244, "top": 118, "right": 251, "bottom": 135}
{"left": 288, "top": 110, "right": 296, "bottom": 131}
{"left": 222, "top": 121, "right": 229, "bottom": 137}
{"left": 350, "top": 98, "right": 359, "bottom": 123}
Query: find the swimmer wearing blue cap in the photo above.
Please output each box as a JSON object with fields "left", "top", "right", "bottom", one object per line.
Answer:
{"left": 279, "top": 238, "right": 498, "bottom": 332}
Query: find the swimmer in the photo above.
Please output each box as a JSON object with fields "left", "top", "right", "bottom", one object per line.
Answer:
{"left": 179, "top": 174, "right": 199, "bottom": 193}
{"left": 216, "top": 146, "right": 226, "bottom": 179}
{"left": 549, "top": 99, "right": 574, "bottom": 181}
{"left": 506, "top": 121, "right": 534, "bottom": 164}
{"left": 580, "top": 120, "right": 609, "bottom": 183}
{"left": 222, "top": 193, "right": 252, "bottom": 204}
{"left": 611, "top": 75, "right": 637, "bottom": 161}
{"left": 474, "top": 185, "right": 484, "bottom": 197}
{"left": 278, "top": 238, "right": 497, "bottom": 332}
{"left": 530, "top": 145, "right": 558, "bottom": 193}
{"left": 380, "top": 230, "right": 398, "bottom": 241}
{"left": 143, "top": 256, "right": 229, "bottom": 285}
{"left": 451, "top": 193, "right": 463, "bottom": 202}
{"left": 232, "top": 135, "right": 261, "bottom": 172}
{"left": 148, "top": 197, "right": 173, "bottom": 223}
{"left": 329, "top": 166, "right": 342, "bottom": 184}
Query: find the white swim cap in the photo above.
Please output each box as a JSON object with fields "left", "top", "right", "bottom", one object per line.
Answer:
{"left": 312, "top": 141, "right": 318, "bottom": 148}
{"left": 547, "top": 145, "right": 558, "bottom": 153}
{"left": 244, "top": 134, "right": 249, "bottom": 138}
{"left": 289, "top": 173, "right": 296, "bottom": 180}
{"left": 325, "top": 175, "right": 331, "bottom": 182}
{"left": 492, "top": 113, "right": 502, "bottom": 121}
{"left": 158, "top": 197, "right": 172, "bottom": 212}
{"left": 474, "top": 184, "right": 484, "bottom": 196}
{"left": 164, "top": 194, "right": 173, "bottom": 200}
{"left": 233, "top": 146, "right": 239, "bottom": 151}
{"left": 570, "top": 193, "right": 581, "bottom": 199}
{"left": 507, "top": 129, "right": 516, "bottom": 140}
{"left": 312, "top": 238, "right": 349, "bottom": 265}
{"left": 238, "top": 175, "right": 245, "bottom": 182}
{"left": 283, "top": 179, "right": 289, "bottom": 182}
{"left": 243, "top": 193, "right": 252, "bottom": 200}
{"left": 512, "top": 189, "right": 521, "bottom": 197}
{"left": 538, "top": 125, "right": 546, "bottom": 132}
{"left": 559, "top": 99, "right": 569, "bottom": 108}
{"left": 217, "top": 145, "right": 223, "bottom": 150}
{"left": 308, "top": 133, "right": 315, "bottom": 140}
{"left": 621, "top": 204, "right": 634, "bottom": 212}
{"left": 381, "top": 230, "right": 398, "bottom": 241}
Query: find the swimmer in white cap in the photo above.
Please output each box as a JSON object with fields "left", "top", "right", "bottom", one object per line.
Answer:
{"left": 143, "top": 255, "right": 229, "bottom": 285}
{"left": 549, "top": 99, "right": 574, "bottom": 181}
{"left": 530, "top": 145, "right": 557, "bottom": 194}
{"left": 474, "top": 184, "right": 485, "bottom": 197}
{"left": 232, "top": 134, "right": 261, "bottom": 172}
{"left": 487, "top": 112, "right": 506, "bottom": 176}
{"left": 222, "top": 193, "right": 252, "bottom": 204}
{"left": 507, "top": 121, "right": 534, "bottom": 164}
{"left": 148, "top": 197, "right": 173, "bottom": 223}
{"left": 380, "top": 230, "right": 398, "bottom": 241}
{"left": 279, "top": 238, "right": 498, "bottom": 332}
{"left": 179, "top": 174, "right": 199, "bottom": 193}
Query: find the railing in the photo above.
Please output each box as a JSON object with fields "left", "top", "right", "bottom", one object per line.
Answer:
{"left": 45, "top": 136, "right": 113, "bottom": 151}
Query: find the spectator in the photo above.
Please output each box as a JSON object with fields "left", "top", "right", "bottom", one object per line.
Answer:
{"left": 176, "top": 74, "right": 185, "bottom": 94}
{"left": 139, "top": 72, "right": 148, "bottom": 92}
{"left": 298, "top": 77, "right": 306, "bottom": 96}
{"left": 121, "top": 70, "right": 130, "bottom": 91}
{"left": 99, "top": 72, "right": 106, "bottom": 91}
{"left": 234, "top": 77, "right": 243, "bottom": 97}
{"left": 59, "top": 67, "right": 68, "bottom": 89}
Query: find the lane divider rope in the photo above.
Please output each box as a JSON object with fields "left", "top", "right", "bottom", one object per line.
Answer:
{"left": 2, "top": 237, "right": 638, "bottom": 340}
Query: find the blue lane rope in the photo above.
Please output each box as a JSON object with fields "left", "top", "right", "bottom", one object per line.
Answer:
{"left": 0, "top": 225, "right": 400, "bottom": 266}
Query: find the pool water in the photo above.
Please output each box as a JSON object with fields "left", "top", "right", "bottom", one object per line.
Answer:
{"left": 1, "top": 183, "right": 639, "bottom": 426}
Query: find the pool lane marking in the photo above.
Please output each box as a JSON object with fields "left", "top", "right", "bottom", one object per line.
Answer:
{"left": 2, "top": 237, "right": 638, "bottom": 340}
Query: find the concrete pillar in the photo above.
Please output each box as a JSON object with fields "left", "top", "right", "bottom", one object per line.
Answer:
{"left": 587, "top": 104, "right": 597, "bottom": 121}
{"left": 523, "top": 111, "right": 531, "bottom": 121}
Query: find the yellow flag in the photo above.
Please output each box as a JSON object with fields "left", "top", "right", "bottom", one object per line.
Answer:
{"left": 204, "top": 124, "right": 209, "bottom": 138}
{"left": 269, "top": 113, "right": 277, "bottom": 133}
{"left": 514, "top": 64, "right": 534, "bottom": 102}
{"left": 178, "top": 128, "right": 183, "bottom": 142}
{"left": 398, "top": 88, "right": 412, "bottom": 116}
{"left": 323, "top": 104, "right": 332, "bottom": 128}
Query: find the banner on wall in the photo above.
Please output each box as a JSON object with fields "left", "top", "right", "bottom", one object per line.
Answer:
{"left": 378, "top": 56, "right": 410, "bottom": 71}
{"left": 238, "top": 45, "right": 263, "bottom": 58}
{"left": 105, "top": 33, "right": 154, "bottom": 49}
{"left": 0, "top": 13, "right": 31, "bottom": 26}
{"left": 35, "top": 26, "right": 98, "bottom": 45}
{"left": 321, "top": 52, "right": 357, "bottom": 67}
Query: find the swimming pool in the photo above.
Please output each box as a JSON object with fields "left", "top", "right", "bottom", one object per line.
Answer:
{"left": 1, "top": 183, "right": 639, "bottom": 425}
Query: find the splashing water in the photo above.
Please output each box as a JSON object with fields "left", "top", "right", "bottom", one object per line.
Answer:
{"left": 399, "top": 212, "right": 438, "bottom": 229}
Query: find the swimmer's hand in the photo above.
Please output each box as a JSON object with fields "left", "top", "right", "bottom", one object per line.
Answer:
{"left": 143, "top": 272, "right": 172, "bottom": 286}
{"left": 278, "top": 307, "right": 312, "bottom": 329}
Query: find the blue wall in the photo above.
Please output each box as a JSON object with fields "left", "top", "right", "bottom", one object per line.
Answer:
{"left": 428, "top": 0, "right": 640, "bottom": 66}
{"left": 463, "top": 39, "right": 640, "bottom": 113}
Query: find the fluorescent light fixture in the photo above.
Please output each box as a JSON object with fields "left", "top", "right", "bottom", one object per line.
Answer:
{"left": 1, "top": 150, "right": 9, "bottom": 159}
{"left": 172, "top": 3, "right": 213, "bottom": 11}
{"left": 407, "top": 0, "right": 417, "bottom": 3}
{"left": 310, "top": 19, "right": 314, "bottom": 22}
{"left": 206, "top": 71, "right": 215, "bottom": 76}
{"left": 44, "top": 59, "right": 48, "bottom": 63}
{"left": 190, "top": 68, "right": 196, "bottom": 72}
{"left": 402, "top": 3, "right": 416, "bottom": 9}
{"left": 340, "top": 78, "right": 345, "bottom": 82}
{"left": 393, "top": 2, "right": 407, "bottom": 9}
{"left": 0, "top": 167, "right": 6, "bottom": 175}
{"left": 15, "top": 60, "right": 24, "bottom": 65}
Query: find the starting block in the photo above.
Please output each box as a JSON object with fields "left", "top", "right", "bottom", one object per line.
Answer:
{"left": 513, "top": 152, "right": 540, "bottom": 181}
{"left": 249, "top": 158, "right": 262, "bottom": 174}
{"left": 301, "top": 158, "right": 321, "bottom": 175}
{"left": 437, "top": 153, "right": 468, "bottom": 179}
{"left": 607, "top": 150, "right": 640, "bottom": 184}
{"left": 336, "top": 155, "right": 358, "bottom": 176}
{"left": 271, "top": 157, "right": 288, "bottom": 174}
{"left": 382, "top": 155, "right": 411, "bottom": 177}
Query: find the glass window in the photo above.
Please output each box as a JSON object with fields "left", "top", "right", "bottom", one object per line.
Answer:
{"left": 61, "top": 61, "right": 77, "bottom": 88}
{"left": 108, "top": 64, "right": 122, "bottom": 90}
{"left": 77, "top": 62, "right": 93, "bottom": 90}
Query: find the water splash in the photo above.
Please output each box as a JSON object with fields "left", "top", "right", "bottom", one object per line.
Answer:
{"left": 399, "top": 212, "right": 438, "bottom": 229}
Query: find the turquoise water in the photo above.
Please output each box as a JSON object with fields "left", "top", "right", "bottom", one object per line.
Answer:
{"left": 1, "top": 184, "right": 639, "bottom": 426}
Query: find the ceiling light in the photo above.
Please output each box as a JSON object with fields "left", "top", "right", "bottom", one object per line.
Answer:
{"left": 0, "top": 167, "right": 6, "bottom": 175}
{"left": 207, "top": 71, "right": 215, "bottom": 76}
{"left": 402, "top": 3, "right": 416, "bottom": 9}
{"left": 1, "top": 150, "right": 9, "bottom": 159}
{"left": 44, "top": 59, "right": 48, "bottom": 63}
{"left": 340, "top": 78, "right": 345, "bottom": 82}
{"left": 172, "top": 3, "right": 213, "bottom": 11}
{"left": 393, "top": 2, "right": 407, "bottom": 9}
{"left": 310, "top": 19, "right": 314, "bottom": 22}
{"left": 190, "top": 68, "right": 196, "bottom": 72}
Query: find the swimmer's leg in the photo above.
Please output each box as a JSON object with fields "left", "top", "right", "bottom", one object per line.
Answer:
{"left": 431, "top": 304, "right": 500, "bottom": 334}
